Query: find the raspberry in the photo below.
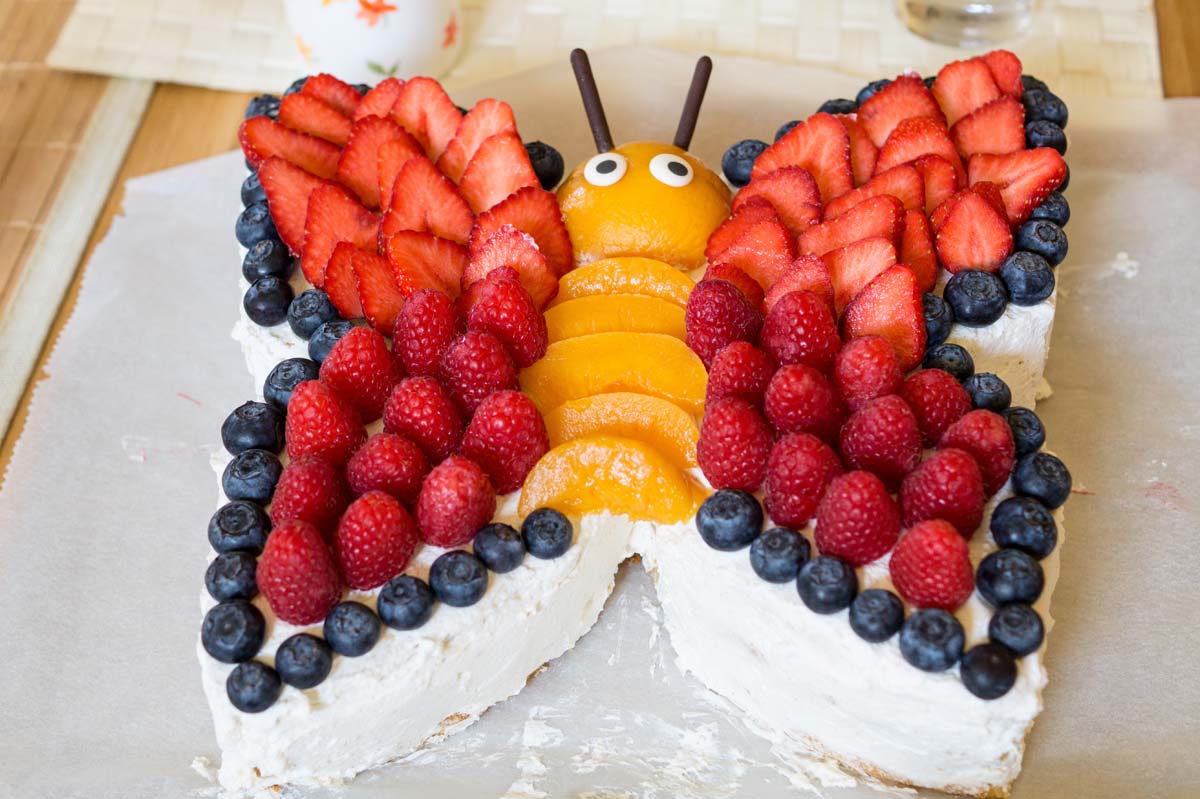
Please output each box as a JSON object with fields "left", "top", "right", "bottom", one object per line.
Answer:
{"left": 838, "top": 395, "right": 922, "bottom": 487}
{"left": 814, "top": 470, "right": 901, "bottom": 566}
{"left": 889, "top": 519, "right": 975, "bottom": 611}
{"left": 318, "top": 326, "right": 402, "bottom": 422}
{"left": 415, "top": 455, "right": 497, "bottom": 548}
{"left": 382, "top": 376, "right": 463, "bottom": 463}
{"left": 685, "top": 279, "right": 763, "bottom": 367}
{"left": 759, "top": 290, "right": 841, "bottom": 374}
{"left": 705, "top": 341, "right": 774, "bottom": 406}
{"left": 256, "top": 519, "right": 342, "bottom": 625}
{"left": 459, "top": 390, "right": 549, "bottom": 493}
{"left": 285, "top": 380, "right": 366, "bottom": 467}
{"left": 899, "top": 369, "right": 972, "bottom": 446}
{"left": 333, "top": 491, "right": 419, "bottom": 590}
{"left": 466, "top": 273, "right": 548, "bottom": 368}
{"left": 764, "top": 433, "right": 843, "bottom": 528}
{"left": 393, "top": 289, "right": 462, "bottom": 377}
{"left": 345, "top": 432, "right": 430, "bottom": 508}
{"left": 763, "top": 364, "right": 845, "bottom": 443}
{"left": 439, "top": 330, "right": 518, "bottom": 414}
{"left": 833, "top": 335, "right": 903, "bottom": 412}
{"left": 900, "top": 448, "right": 985, "bottom": 537}
{"left": 696, "top": 397, "right": 773, "bottom": 492}
{"left": 939, "top": 409, "right": 1016, "bottom": 496}
{"left": 269, "top": 455, "right": 348, "bottom": 534}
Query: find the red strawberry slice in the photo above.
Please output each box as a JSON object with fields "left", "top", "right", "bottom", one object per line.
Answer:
{"left": 968, "top": 180, "right": 1009, "bottom": 221}
{"left": 336, "top": 115, "right": 410, "bottom": 210}
{"left": 301, "top": 73, "right": 361, "bottom": 117}
{"left": 950, "top": 95, "right": 1025, "bottom": 159}
{"left": 354, "top": 77, "right": 404, "bottom": 121}
{"left": 838, "top": 114, "right": 879, "bottom": 187}
{"left": 300, "top": 184, "right": 380, "bottom": 287}
{"left": 462, "top": 224, "right": 558, "bottom": 309}
{"left": 821, "top": 236, "right": 898, "bottom": 314}
{"left": 799, "top": 194, "right": 905, "bottom": 258}
{"left": 469, "top": 186, "right": 573, "bottom": 277}
{"left": 764, "top": 255, "right": 834, "bottom": 315}
{"left": 389, "top": 76, "right": 463, "bottom": 159}
{"left": 932, "top": 58, "right": 1003, "bottom": 127}
{"left": 899, "top": 209, "right": 937, "bottom": 293}
{"left": 257, "top": 156, "right": 329, "bottom": 254}
{"left": 912, "top": 154, "right": 960, "bottom": 216}
{"left": 933, "top": 189, "right": 1013, "bottom": 273}
{"left": 751, "top": 112, "right": 853, "bottom": 204}
{"left": 376, "top": 132, "right": 427, "bottom": 210}
{"left": 857, "top": 74, "right": 947, "bottom": 148}
{"left": 842, "top": 264, "right": 926, "bottom": 371}
{"left": 824, "top": 164, "right": 923, "bottom": 220}
{"left": 323, "top": 242, "right": 365, "bottom": 319}
{"left": 982, "top": 49, "right": 1023, "bottom": 98}
{"left": 875, "top": 117, "right": 965, "bottom": 184}
{"left": 437, "top": 98, "right": 518, "bottom": 183}
{"left": 380, "top": 156, "right": 474, "bottom": 245}
{"left": 239, "top": 116, "right": 340, "bottom": 179}
{"left": 706, "top": 215, "right": 796, "bottom": 290}
{"left": 732, "top": 166, "right": 822, "bottom": 237}
{"left": 706, "top": 197, "right": 785, "bottom": 262}
{"left": 458, "top": 131, "right": 539, "bottom": 214}
{"left": 352, "top": 249, "right": 407, "bottom": 332}
{"left": 968, "top": 148, "right": 1068, "bottom": 224}
{"left": 385, "top": 230, "right": 469, "bottom": 298}
{"left": 277, "top": 93, "right": 352, "bottom": 146}
{"left": 704, "top": 263, "right": 765, "bottom": 308}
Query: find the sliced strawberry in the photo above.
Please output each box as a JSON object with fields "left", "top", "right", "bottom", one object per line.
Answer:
{"left": 385, "top": 230, "right": 469, "bottom": 298}
{"left": 239, "top": 116, "right": 340, "bottom": 179}
{"left": 389, "top": 76, "right": 463, "bottom": 159}
{"left": 950, "top": 95, "right": 1025, "bottom": 159}
{"left": 912, "top": 154, "right": 960, "bottom": 216}
{"left": 763, "top": 255, "right": 834, "bottom": 314}
{"left": 300, "top": 184, "right": 380, "bottom": 287}
{"left": 899, "top": 209, "right": 937, "bottom": 292}
{"left": 301, "top": 73, "right": 361, "bottom": 117}
{"left": 838, "top": 114, "right": 879, "bottom": 187}
{"left": 968, "top": 148, "right": 1067, "bottom": 224}
{"left": 323, "top": 241, "right": 365, "bottom": 319}
{"left": 876, "top": 117, "right": 964, "bottom": 184}
{"left": 705, "top": 263, "right": 766, "bottom": 308}
{"left": 933, "top": 189, "right": 1013, "bottom": 273}
{"left": 437, "top": 98, "right": 518, "bottom": 183}
{"left": 336, "top": 115, "right": 409, "bottom": 210}
{"left": 353, "top": 249, "right": 407, "bottom": 332}
{"left": 354, "top": 77, "right": 404, "bottom": 121}
{"left": 376, "top": 132, "right": 427, "bottom": 210}
{"left": 469, "top": 186, "right": 573, "bottom": 277}
{"left": 799, "top": 195, "right": 904, "bottom": 258}
{"left": 380, "top": 156, "right": 474, "bottom": 245}
{"left": 706, "top": 215, "right": 795, "bottom": 290}
{"left": 824, "top": 164, "right": 923, "bottom": 220}
{"left": 458, "top": 132, "right": 539, "bottom": 214}
{"left": 822, "top": 236, "right": 898, "bottom": 315}
{"left": 751, "top": 112, "right": 853, "bottom": 204}
{"left": 968, "top": 180, "right": 1008, "bottom": 221}
{"left": 842, "top": 264, "right": 926, "bottom": 371}
{"left": 277, "top": 93, "right": 352, "bottom": 146}
{"left": 932, "top": 58, "right": 1003, "bottom": 127}
{"left": 257, "top": 156, "right": 329, "bottom": 254}
{"left": 732, "top": 166, "right": 822, "bottom": 237}
{"left": 857, "top": 74, "right": 947, "bottom": 148}
{"left": 982, "top": 50, "right": 1023, "bottom": 98}
{"left": 706, "top": 197, "right": 786, "bottom": 261}
{"left": 462, "top": 225, "right": 558, "bottom": 309}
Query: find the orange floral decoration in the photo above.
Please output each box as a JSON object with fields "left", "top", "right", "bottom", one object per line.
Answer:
{"left": 356, "top": 0, "right": 398, "bottom": 27}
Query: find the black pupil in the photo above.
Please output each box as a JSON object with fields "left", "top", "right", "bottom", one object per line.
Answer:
{"left": 596, "top": 159, "right": 617, "bottom": 174}
{"left": 667, "top": 160, "right": 688, "bottom": 177}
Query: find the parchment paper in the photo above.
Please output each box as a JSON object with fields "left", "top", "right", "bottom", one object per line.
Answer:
{"left": 1, "top": 48, "right": 1197, "bottom": 799}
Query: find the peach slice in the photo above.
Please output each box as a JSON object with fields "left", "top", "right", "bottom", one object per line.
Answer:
{"left": 543, "top": 294, "right": 686, "bottom": 343}
{"left": 551, "top": 257, "right": 695, "bottom": 308}
{"left": 544, "top": 392, "right": 699, "bottom": 470}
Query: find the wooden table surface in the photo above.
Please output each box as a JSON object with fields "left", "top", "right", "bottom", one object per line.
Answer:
{"left": 1, "top": 0, "right": 1198, "bottom": 475}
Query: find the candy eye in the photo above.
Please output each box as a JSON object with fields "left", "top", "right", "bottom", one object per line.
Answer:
{"left": 649, "top": 153, "right": 693, "bottom": 187}
{"left": 583, "top": 153, "right": 627, "bottom": 187}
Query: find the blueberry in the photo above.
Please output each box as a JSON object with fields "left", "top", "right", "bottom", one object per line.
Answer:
{"left": 922, "top": 292, "right": 955, "bottom": 347}
{"left": 899, "top": 608, "right": 964, "bottom": 672}
{"left": 208, "top": 500, "right": 270, "bottom": 554}
{"left": 1060, "top": 163, "right": 1070, "bottom": 192}
{"left": 721, "top": 139, "right": 768, "bottom": 188}
{"left": 429, "top": 550, "right": 489, "bottom": 607}
{"left": 308, "top": 319, "right": 355, "bottom": 364}
{"left": 977, "top": 549, "right": 1044, "bottom": 607}
{"left": 263, "top": 357, "right": 320, "bottom": 410}
{"left": 455, "top": 105, "right": 469, "bottom": 117}
{"left": 323, "top": 601, "right": 382, "bottom": 657}
{"left": 525, "top": 141, "right": 565, "bottom": 190}
{"left": 1021, "top": 88, "right": 1068, "bottom": 128}
{"left": 944, "top": 270, "right": 1008, "bottom": 326}
{"left": 796, "top": 556, "right": 857, "bottom": 614}
{"left": 1001, "top": 406, "right": 1045, "bottom": 457}
{"left": 960, "top": 643, "right": 1017, "bottom": 699}
{"left": 922, "top": 343, "right": 974, "bottom": 381}
{"left": 275, "top": 633, "right": 334, "bottom": 689}
{"left": 923, "top": 75, "right": 936, "bottom": 90}
{"left": 963, "top": 373, "right": 1011, "bottom": 412}
{"left": 221, "top": 449, "right": 282, "bottom": 503}
{"left": 817, "top": 98, "right": 858, "bottom": 115}
{"left": 201, "top": 600, "right": 266, "bottom": 663}
{"left": 999, "top": 251, "right": 1055, "bottom": 306}
{"left": 1029, "top": 192, "right": 1070, "bottom": 227}
{"left": 205, "top": 551, "right": 259, "bottom": 601}
{"left": 988, "top": 603, "right": 1045, "bottom": 656}
{"left": 242, "top": 238, "right": 293, "bottom": 282}
{"left": 378, "top": 574, "right": 436, "bottom": 630}
{"left": 241, "top": 171, "right": 267, "bottom": 206}
{"left": 236, "top": 201, "right": 278, "bottom": 248}
{"left": 473, "top": 523, "right": 526, "bottom": 573}
{"left": 1020, "top": 74, "right": 1049, "bottom": 94}
{"left": 849, "top": 588, "right": 904, "bottom": 643}
{"left": 521, "top": 508, "right": 574, "bottom": 559}
{"left": 1015, "top": 220, "right": 1067, "bottom": 266}
{"left": 990, "top": 496, "right": 1057, "bottom": 560}
{"left": 774, "top": 120, "right": 799, "bottom": 142}
{"left": 749, "top": 527, "right": 810, "bottom": 583}
{"left": 221, "top": 401, "right": 285, "bottom": 455}
{"left": 1025, "top": 120, "right": 1066, "bottom": 154}
{"left": 287, "top": 289, "right": 340, "bottom": 340}
{"left": 244, "top": 93, "right": 280, "bottom": 120}
{"left": 696, "top": 489, "right": 763, "bottom": 551}
{"left": 226, "top": 661, "right": 281, "bottom": 713}
{"left": 244, "top": 276, "right": 294, "bottom": 327}
{"left": 283, "top": 76, "right": 309, "bottom": 96}
{"left": 1013, "top": 452, "right": 1072, "bottom": 508}
{"left": 353, "top": 83, "right": 371, "bottom": 95}
{"left": 855, "top": 78, "right": 891, "bottom": 105}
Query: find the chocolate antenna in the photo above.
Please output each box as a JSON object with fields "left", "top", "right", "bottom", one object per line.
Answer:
{"left": 570, "top": 48, "right": 614, "bottom": 153}
{"left": 673, "top": 55, "right": 712, "bottom": 150}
